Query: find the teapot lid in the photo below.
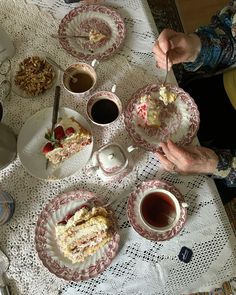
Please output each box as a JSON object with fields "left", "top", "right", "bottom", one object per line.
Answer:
{"left": 96, "top": 143, "right": 128, "bottom": 175}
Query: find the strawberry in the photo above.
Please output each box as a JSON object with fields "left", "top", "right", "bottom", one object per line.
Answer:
{"left": 42, "top": 142, "right": 54, "bottom": 154}
{"left": 54, "top": 126, "right": 65, "bottom": 140}
{"left": 65, "top": 127, "right": 75, "bottom": 136}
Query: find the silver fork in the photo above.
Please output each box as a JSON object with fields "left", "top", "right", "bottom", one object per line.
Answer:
{"left": 162, "top": 50, "right": 169, "bottom": 86}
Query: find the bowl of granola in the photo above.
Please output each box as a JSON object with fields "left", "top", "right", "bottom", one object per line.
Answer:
{"left": 11, "top": 52, "right": 58, "bottom": 98}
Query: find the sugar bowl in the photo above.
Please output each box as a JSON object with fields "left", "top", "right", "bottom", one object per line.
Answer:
{"left": 86, "top": 142, "right": 136, "bottom": 181}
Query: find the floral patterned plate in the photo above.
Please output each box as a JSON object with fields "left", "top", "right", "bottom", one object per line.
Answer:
{"left": 124, "top": 83, "right": 200, "bottom": 152}
{"left": 126, "top": 179, "right": 187, "bottom": 241}
{"left": 35, "top": 190, "right": 120, "bottom": 281}
{"left": 58, "top": 5, "right": 126, "bottom": 61}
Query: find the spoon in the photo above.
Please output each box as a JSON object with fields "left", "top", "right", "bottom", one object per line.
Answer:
{"left": 45, "top": 56, "right": 77, "bottom": 83}
{"left": 0, "top": 248, "right": 11, "bottom": 295}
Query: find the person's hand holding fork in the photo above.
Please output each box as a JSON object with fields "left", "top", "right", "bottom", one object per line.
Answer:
{"left": 152, "top": 28, "right": 202, "bottom": 69}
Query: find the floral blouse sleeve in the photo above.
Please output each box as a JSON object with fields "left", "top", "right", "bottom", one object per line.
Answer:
{"left": 182, "top": 1, "right": 236, "bottom": 187}
{"left": 184, "top": 1, "right": 236, "bottom": 72}
{"left": 212, "top": 149, "right": 236, "bottom": 186}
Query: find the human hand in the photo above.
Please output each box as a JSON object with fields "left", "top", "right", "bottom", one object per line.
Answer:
{"left": 156, "top": 139, "right": 218, "bottom": 175}
{"left": 152, "top": 29, "right": 202, "bottom": 69}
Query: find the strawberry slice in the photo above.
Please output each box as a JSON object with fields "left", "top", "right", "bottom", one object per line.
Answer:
{"left": 65, "top": 127, "right": 75, "bottom": 136}
{"left": 42, "top": 142, "right": 54, "bottom": 154}
{"left": 54, "top": 126, "right": 65, "bottom": 140}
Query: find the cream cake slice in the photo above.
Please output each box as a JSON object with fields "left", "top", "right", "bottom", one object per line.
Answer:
{"left": 42, "top": 117, "right": 92, "bottom": 165}
{"left": 136, "top": 94, "right": 162, "bottom": 128}
{"left": 159, "top": 85, "right": 177, "bottom": 106}
{"left": 55, "top": 206, "right": 113, "bottom": 263}
{"left": 89, "top": 29, "right": 107, "bottom": 43}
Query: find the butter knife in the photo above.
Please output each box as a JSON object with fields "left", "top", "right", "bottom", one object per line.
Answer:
{"left": 46, "top": 85, "right": 61, "bottom": 169}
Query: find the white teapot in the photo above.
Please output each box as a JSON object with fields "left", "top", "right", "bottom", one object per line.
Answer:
{"left": 87, "top": 142, "right": 136, "bottom": 181}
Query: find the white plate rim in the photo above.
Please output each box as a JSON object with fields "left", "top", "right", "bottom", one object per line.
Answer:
{"left": 17, "top": 107, "right": 94, "bottom": 180}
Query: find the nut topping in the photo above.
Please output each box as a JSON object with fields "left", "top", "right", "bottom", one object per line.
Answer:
{"left": 14, "top": 55, "right": 56, "bottom": 96}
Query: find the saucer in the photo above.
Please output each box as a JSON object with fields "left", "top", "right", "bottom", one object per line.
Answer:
{"left": 126, "top": 179, "right": 187, "bottom": 241}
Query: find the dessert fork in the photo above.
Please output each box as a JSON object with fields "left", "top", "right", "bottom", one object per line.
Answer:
{"left": 51, "top": 33, "right": 90, "bottom": 40}
{"left": 162, "top": 50, "right": 169, "bottom": 86}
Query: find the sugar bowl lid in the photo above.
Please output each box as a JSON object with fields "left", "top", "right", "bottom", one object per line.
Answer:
{"left": 96, "top": 143, "right": 128, "bottom": 175}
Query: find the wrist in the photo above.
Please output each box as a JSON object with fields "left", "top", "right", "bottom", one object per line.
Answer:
{"left": 187, "top": 33, "right": 201, "bottom": 62}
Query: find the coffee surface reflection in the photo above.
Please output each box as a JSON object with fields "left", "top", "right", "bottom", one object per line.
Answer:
{"left": 91, "top": 99, "right": 119, "bottom": 124}
{"left": 68, "top": 72, "right": 94, "bottom": 93}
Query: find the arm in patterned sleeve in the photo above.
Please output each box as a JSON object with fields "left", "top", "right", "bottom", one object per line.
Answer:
{"left": 183, "top": 1, "right": 236, "bottom": 72}
{"left": 212, "top": 149, "right": 236, "bottom": 186}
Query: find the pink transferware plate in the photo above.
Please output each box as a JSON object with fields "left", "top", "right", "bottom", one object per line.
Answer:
{"left": 58, "top": 5, "right": 126, "bottom": 61}
{"left": 126, "top": 179, "right": 187, "bottom": 241}
{"left": 124, "top": 83, "right": 200, "bottom": 152}
{"left": 35, "top": 190, "right": 120, "bottom": 281}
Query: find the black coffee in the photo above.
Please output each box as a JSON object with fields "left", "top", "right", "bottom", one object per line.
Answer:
{"left": 91, "top": 99, "right": 119, "bottom": 124}
{"left": 68, "top": 72, "right": 94, "bottom": 93}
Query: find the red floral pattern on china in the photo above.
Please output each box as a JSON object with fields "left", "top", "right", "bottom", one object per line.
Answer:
{"left": 126, "top": 179, "right": 187, "bottom": 241}
{"left": 124, "top": 83, "right": 200, "bottom": 152}
{"left": 35, "top": 190, "right": 120, "bottom": 281}
{"left": 58, "top": 5, "right": 126, "bottom": 61}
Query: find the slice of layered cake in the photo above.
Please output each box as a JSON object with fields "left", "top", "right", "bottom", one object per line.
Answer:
{"left": 55, "top": 206, "right": 113, "bottom": 263}
{"left": 136, "top": 94, "right": 162, "bottom": 128}
{"left": 42, "top": 117, "right": 92, "bottom": 164}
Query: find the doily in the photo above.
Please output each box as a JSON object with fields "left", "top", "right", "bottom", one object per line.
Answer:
{"left": 0, "top": 1, "right": 236, "bottom": 295}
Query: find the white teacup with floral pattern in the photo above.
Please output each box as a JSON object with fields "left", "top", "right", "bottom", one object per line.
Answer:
{"left": 63, "top": 59, "right": 98, "bottom": 98}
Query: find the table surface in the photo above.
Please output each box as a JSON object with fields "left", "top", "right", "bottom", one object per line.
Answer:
{"left": 0, "top": 1, "right": 236, "bottom": 295}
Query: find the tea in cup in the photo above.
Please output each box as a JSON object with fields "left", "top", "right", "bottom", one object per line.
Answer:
{"left": 139, "top": 188, "right": 188, "bottom": 232}
{"left": 63, "top": 59, "right": 97, "bottom": 98}
{"left": 86, "top": 85, "right": 122, "bottom": 126}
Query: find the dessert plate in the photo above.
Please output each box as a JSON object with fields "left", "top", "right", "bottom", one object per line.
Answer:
{"left": 35, "top": 190, "right": 120, "bottom": 281}
{"left": 11, "top": 51, "right": 59, "bottom": 99}
{"left": 58, "top": 5, "right": 126, "bottom": 61}
{"left": 17, "top": 107, "right": 93, "bottom": 180}
{"left": 126, "top": 179, "right": 187, "bottom": 241}
{"left": 124, "top": 83, "right": 200, "bottom": 152}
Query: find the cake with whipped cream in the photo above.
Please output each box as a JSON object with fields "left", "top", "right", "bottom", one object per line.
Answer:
{"left": 42, "top": 117, "right": 92, "bottom": 164}
{"left": 136, "top": 89, "right": 178, "bottom": 128}
{"left": 159, "top": 85, "right": 177, "bottom": 106}
{"left": 136, "top": 94, "right": 162, "bottom": 128}
{"left": 55, "top": 206, "right": 113, "bottom": 263}
{"left": 89, "top": 29, "right": 107, "bottom": 43}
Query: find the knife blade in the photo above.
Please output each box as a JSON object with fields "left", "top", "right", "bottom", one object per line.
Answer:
{"left": 46, "top": 85, "right": 61, "bottom": 169}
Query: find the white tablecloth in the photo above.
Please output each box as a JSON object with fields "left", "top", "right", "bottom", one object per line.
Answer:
{"left": 0, "top": 0, "right": 236, "bottom": 294}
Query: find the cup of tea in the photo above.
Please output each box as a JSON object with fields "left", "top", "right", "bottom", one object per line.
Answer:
{"left": 63, "top": 59, "right": 98, "bottom": 98}
{"left": 139, "top": 188, "right": 188, "bottom": 232}
{"left": 86, "top": 85, "right": 122, "bottom": 126}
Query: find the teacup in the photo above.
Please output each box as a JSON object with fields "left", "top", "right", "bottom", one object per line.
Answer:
{"left": 62, "top": 59, "right": 98, "bottom": 98}
{"left": 86, "top": 85, "right": 122, "bottom": 126}
{"left": 139, "top": 188, "right": 188, "bottom": 232}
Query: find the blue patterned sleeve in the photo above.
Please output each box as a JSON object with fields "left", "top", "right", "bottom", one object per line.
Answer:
{"left": 183, "top": 1, "right": 236, "bottom": 72}
{"left": 212, "top": 149, "right": 236, "bottom": 187}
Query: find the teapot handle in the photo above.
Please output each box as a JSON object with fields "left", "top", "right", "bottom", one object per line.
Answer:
{"left": 127, "top": 145, "right": 138, "bottom": 153}
{"left": 85, "top": 165, "right": 99, "bottom": 176}
{"left": 181, "top": 202, "right": 189, "bottom": 208}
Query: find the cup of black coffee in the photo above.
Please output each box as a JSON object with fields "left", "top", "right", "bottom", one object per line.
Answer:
{"left": 63, "top": 59, "right": 98, "bottom": 98}
{"left": 86, "top": 85, "right": 122, "bottom": 126}
{"left": 139, "top": 188, "right": 188, "bottom": 232}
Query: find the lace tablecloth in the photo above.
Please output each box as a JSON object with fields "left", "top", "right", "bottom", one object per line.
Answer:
{"left": 0, "top": 1, "right": 236, "bottom": 295}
